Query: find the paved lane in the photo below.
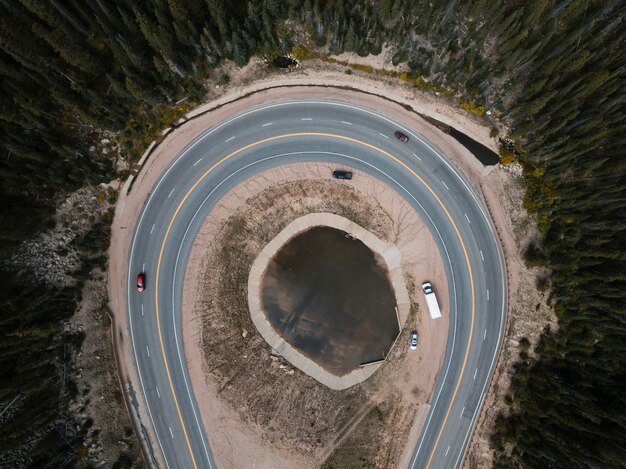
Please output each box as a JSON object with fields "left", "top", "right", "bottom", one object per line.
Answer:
{"left": 126, "top": 101, "right": 506, "bottom": 468}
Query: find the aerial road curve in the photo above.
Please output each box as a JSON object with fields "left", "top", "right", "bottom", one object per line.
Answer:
{"left": 126, "top": 100, "right": 506, "bottom": 468}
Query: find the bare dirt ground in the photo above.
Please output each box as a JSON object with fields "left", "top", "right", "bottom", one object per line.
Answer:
{"left": 181, "top": 162, "right": 448, "bottom": 468}
{"left": 108, "top": 55, "right": 554, "bottom": 468}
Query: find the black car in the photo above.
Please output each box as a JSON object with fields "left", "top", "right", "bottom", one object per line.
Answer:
{"left": 394, "top": 130, "right": 409, "bottom": 143}
{"left": 332, "top": 170, "right": 353, "bottom": 180}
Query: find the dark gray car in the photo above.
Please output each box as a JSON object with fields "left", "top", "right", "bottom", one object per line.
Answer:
{"left": 332, "top": 170, "right": 353, "bottom": 180}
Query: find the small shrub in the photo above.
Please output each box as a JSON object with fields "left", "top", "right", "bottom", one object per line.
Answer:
{"left": 350, "top": 63, "right": 374, "bottom": 73}
{"left": 524, "top": 242, "right": 546, "bottom": 267}
{"left": 112, "top": 453, "right": 134, "bottom": 469}
{"left": 377, "top": 68, "right": 398, "bottom": 77}
{"left": 414, "top": 76, "right": 429, "bottom": 90}
{"left": 498, "top": 144, "right": 516, "bottom": 165}
{"left": 537, "top": 214, "right": 550, "bottom": 233}
{"left": 291, "top": 46, "right": 317, "bottom": 60}
{"left": 519, "top": 337, "right": 531, "bottom": 352}
{"left": 460, "top": 100, "right": 486, "bottom": 116}
{"left": 107, "top": 186, "right": 118, "bottom": 204}
{"left": 530, "top": 167, "right": 546, "bottom": 178}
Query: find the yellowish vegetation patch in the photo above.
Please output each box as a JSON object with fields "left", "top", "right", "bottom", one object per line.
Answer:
{"left": 460, "top": 100, "right": 486, "bottom": 116}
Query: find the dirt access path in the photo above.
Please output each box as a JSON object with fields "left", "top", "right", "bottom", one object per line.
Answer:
{"left": 108, "top": 65, "right": 549, "bottom": 468}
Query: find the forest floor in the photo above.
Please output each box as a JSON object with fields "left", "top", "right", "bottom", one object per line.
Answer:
{"left": 5, "top": 179, "right": 143, "bottom": 467}
{"left": 107, "top": 51, "right": 556, "bottom": 468}
{"left": 53, "top": 186, "right": 144, "bottom": 467}
{"left": 69, "top": 274, "right": 142, "bottom": 467}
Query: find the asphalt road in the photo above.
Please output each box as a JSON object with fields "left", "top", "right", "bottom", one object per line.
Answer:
{"left": 126, "top": 100, "right": 505, "bottom": 468}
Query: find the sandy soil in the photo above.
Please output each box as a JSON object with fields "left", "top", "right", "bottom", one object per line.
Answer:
{"left": 181, "top": 162, "right": 448, "bottom": 467}
{"left": 107, "top": 57, "right": 551, "bottom": 468}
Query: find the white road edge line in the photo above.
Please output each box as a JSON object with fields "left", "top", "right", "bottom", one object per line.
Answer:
{"left": 192, "top": 100, "right": 505, "bottom": 469}
{"left": 127, "top": 259, "right": 171, "bottom": 468}
{"left": 442, "top": 180, "right": 450, "bottom": 190}
{"left": 193, "top": 158, "right": 202, "bottom": 166}
{"left": 383, "top": 104, "right": 507, "bottom": 469}
{"left": 404, "top": 120, "right": 496, "bottom": 237}
{"left": 129, "top": 101, "right": 505, "bottom": 469}
{"left": 171, "top": 150, "right": 457, "bottom": 469}
{"left": 139, "top": 100, "right": 496, "bottom": 242}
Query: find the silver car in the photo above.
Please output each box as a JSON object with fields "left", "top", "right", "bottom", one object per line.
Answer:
{"left": 409, "top": 331, "right": 418, "bottom": 350}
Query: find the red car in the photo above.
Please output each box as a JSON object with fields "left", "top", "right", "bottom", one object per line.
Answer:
{"left": 394, "top": 130, "right": 409, "bottom": 143}
{"left": 137, "top": 273, "right": 145, "bottom": 292}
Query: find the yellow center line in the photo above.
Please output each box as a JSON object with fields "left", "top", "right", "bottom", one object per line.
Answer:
{"left": 154, "top": 133, "right": 474, "bottom": 467}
